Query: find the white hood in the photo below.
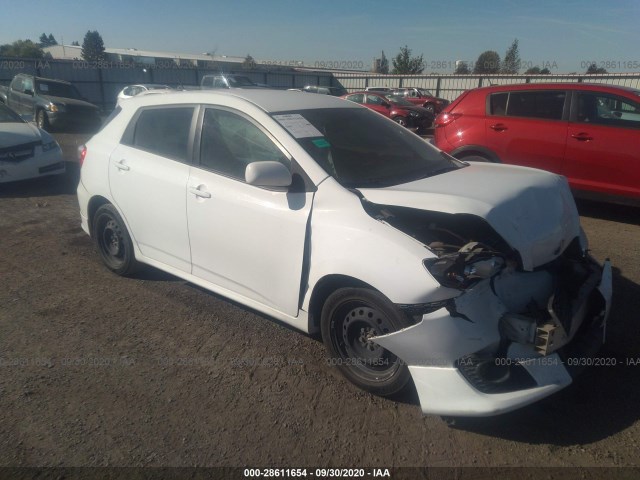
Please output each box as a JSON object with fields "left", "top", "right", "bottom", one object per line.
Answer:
{"left": 0, "top": 122, "right": 43, "bottom": 148}
{"left": 357, "top": 163, "right": 581, "bottom": 270}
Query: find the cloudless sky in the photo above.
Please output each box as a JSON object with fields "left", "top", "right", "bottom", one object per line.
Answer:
{"left": 2, "top": 0, "right": 639, "bottom": 73}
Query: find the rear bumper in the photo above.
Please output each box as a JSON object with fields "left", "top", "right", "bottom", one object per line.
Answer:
{"left": 374, "top": 259, "right": 612, "bottom": 417}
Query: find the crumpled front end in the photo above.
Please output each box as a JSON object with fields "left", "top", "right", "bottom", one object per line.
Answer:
{"left": 374, "top": 248, "right": 612, "bottom": 417}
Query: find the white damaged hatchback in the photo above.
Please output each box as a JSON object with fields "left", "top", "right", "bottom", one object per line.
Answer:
{"left": 77, "top": 90, "right": 612, "bottom": 417}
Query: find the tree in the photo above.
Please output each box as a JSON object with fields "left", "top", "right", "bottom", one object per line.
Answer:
{"left": 391, "top": 45, "right": 424, "bottom": 74}
{"left": 502, "top": 39, "right": 520, "bottom": 74}
{"left": 38, "top": 33, "right": 58, "bottom": 47}
{"left": 71, "top": 41, "right": 80, "bottom": 46}
{"left": 586, "top": 63, "right": 607, "bottom": 74}
{"left": 378, "top": 50, "right": 389, "bottom": 74}
{"left": 454, "top": 61, "right": 470, "bottom": 74}
{"left": 0, "top": 39, "right": 44, "bottom": 58}
{"left": 242, "top": 54, "right": 256, "bottom": 70}
{"left": 524, "top": 66, "right": 551, "bottom": 75}
{"left": 81, "top": 30, "right": 106, "bottom": 62}
{"left": 473, "top": 50, "right": 500, "bottom": 74}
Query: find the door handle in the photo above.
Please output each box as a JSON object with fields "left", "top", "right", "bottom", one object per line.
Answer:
{"left": 571, "top": 132, "right": 593, "bottom": 141}
{"left": 114, "top": 160, "right": 130, "bottom": 171}
{"left": 490, "top": 123, "right": 508, "bottom": 132}
{"left": 189, "top": 186, "right": 211, "bottom": 199}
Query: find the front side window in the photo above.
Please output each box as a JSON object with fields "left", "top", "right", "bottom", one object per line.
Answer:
{"left": 365, "top": 94, "right": 386, "bottom": 105}
{"left": 199, "top": 108, "right": 289, "bottom": 180}
{"left": 575, "top": 92, "right": 640, "bottom": 129}
{"left": 506, "top": 91, "right": 566, "bottom": 120}
{"left": 345, "top": 94, "right": 364, "bottom": 104}
{"left": 130, "top": 107, "right": 194, "bottom": 161}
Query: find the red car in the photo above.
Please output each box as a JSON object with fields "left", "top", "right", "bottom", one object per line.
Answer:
{"left": 341, "top": 91, "right": 434, "bottom": 132}
{"left": 392, "top": 87, "right": 450, "bottom": 113}
{"left": 434, "top": 83, "right": 640, "bottom": 205}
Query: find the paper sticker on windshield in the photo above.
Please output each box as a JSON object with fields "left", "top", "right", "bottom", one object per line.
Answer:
{"left": 273, "top": 114, "right": 323, "bottom": 138}
{"left": 312, "top": 138, "right": 330, "bottom": 148}
{"left": 39, "top": 83, "right": 49, "bottom": 92}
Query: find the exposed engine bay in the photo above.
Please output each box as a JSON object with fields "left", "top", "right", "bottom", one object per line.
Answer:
{"left": 362, "top": 200, "right": 606, "bottom": 364}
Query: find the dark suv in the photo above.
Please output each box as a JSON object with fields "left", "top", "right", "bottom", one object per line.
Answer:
{"left": 434, "top": 83, "right": 640, "bottom": 204}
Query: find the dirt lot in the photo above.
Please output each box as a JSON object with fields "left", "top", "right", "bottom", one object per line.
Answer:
{"left": 1, "top": 133, "right": 640, "bottom": 476}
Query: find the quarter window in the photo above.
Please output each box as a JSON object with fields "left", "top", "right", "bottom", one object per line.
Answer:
{"left": 199, "top": 109, "right": 289, "bottom": 180}
{"left": 489, "top": 93, "right": 508, "bottom": 116}
{"left": 130, "top": 107, "right": 194, "bottom": 161}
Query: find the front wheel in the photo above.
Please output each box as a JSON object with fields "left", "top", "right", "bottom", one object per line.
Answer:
{"left": 424, "top": 103, "right": 435, "bottom": 114}
{"left": 321, "top": 288, "right": 412, "bottom": 397}
{"left": 92, "top": 204, "right": 140, "bottom": 276}
{"left": 36, "top": 110, "right": 49, "bottom": 131}
{"left": 459, "top": 154, "right": 493, "bottom": 163}
{"left": 393, "top": 116, "right": 408, "bottom": 128}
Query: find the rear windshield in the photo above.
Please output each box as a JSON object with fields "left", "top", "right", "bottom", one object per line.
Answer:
{"left": 272, "top": 108, "right": 462, "bottom": 188}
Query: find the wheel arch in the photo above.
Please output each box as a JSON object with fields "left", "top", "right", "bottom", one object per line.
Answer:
{"left": 307, "top": 274, "right": 377, "bottom": 336}
{"left": 87, "top": 195, "right": 112, "bottom": 237}
{"left": 450, "top": 145, "right": 501, "bottom": 163}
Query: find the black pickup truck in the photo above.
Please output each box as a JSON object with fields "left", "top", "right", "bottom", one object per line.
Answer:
{"left": 0, "top": 74, "right": 100, "bottom": 131}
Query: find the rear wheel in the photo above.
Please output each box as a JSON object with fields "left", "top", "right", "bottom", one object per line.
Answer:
{"left": 92, "top": 204, "right": 140, "bottom": 276}
{"left": 321, "top": 288, "right": 412, "bottom": 396}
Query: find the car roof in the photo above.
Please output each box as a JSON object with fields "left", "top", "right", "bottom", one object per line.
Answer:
{"left": 473, "top": 82, "right": 640, "bottom": 95}
{"left": 122, "top": 88, "right": 359, "bottom": 113}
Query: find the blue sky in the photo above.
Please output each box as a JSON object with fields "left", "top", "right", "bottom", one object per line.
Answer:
{"left": 2, "top": 0, "right": 639, "bottom": 73}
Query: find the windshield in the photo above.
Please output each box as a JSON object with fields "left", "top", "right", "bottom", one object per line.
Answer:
{"left": 272, "top": 108, "right": 462, "bottom": 188}
{"left": 36, "top": 81, "right": 82, "bottom": 99}
{"left": 228, "top": 76, "right": 256, "bottom": 87}
{"left": 385, "top": 94, "right": 415, "bottom": 107}
{"left": 417, "top": 88, "right": 434, "bottom": 97}
{"left": 0, "top": 103, "right": 25, "bottom": 123}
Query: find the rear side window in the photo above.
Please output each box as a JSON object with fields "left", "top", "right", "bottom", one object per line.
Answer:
{"left": 506, "top": 91, "right": 566, "bottom": 120}
{"left": 128, "top": 107, "right": 194, "bottom": 161}
{"left": 346, "top": 93, "right": 364, "bottom": 103}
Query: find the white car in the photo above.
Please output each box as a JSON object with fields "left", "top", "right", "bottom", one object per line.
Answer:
{"left": 0, "top": 102, "right": 64, "bottom": 183}
{"left": 116, "top": 84, "right": 172, "bottom": 106}
{"left": 77, "top": 90, "right": 612, "bottom": 417}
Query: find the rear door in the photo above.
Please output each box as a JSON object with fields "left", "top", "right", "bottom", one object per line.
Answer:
{"left": 109, "top": 105, "right": 197, "bottom": 272}
{"left": 485, "top": 89, "right": 569, "bottom": 173}
{"left": 565, "top": 90, "right": 640, "bottom": 199}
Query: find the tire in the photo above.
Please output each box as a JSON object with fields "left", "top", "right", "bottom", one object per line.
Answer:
{"left": 321, "top": 287, "right": 412, "bottom": 397}
{"left": 92, "top": 204, "right": 140, "bottom": 276}
{"left": 424, "top": 103, "right": 435, "bottom": 114}
{"left": 36, "top": 109, "right": 49, "bottom": 131}
{"left": 393, "top": 116, "right": 408, "bottom": 127}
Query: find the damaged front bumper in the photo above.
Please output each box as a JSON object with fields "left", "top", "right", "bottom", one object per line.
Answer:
{"left": 374, "top": 258, "right": 612, "bottom": 417}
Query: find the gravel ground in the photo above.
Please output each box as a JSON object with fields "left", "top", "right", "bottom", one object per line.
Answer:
{"left": 0, "top": 134, "right": 639, "bottom": 476}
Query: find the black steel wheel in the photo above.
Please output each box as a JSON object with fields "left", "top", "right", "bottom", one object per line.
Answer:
{"left": 321, "top": 288, "right": 412, "bottom": 396}
{"left": 92, "top": 204, "right": 140, "bottom": 276}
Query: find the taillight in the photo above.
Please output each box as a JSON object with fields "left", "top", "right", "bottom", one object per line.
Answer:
{"left": 434, "top": 112, "right": 461, "bottom": 127}
{"left": 78, "top": 145, "right": 87, "bottom": 167}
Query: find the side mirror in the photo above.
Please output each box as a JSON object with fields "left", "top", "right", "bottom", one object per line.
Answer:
{"left": 245, "top": 161, "right": 292, "bottom": 188}
{"left": 382, "top": 102, "right": 391, "bottom": 108}
{"left": 24, "top": 89, "right": 34, "bottom": 96}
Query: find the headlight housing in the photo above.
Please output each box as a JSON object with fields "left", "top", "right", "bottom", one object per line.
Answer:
{"left": 42, "top": 140, "right": 59, "bottom": 152}
{"left": 424, "top": 255, "right": 504, "bottom": 289}
{"left": 48, "top": 103, "right": 66, "bottom": 113}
